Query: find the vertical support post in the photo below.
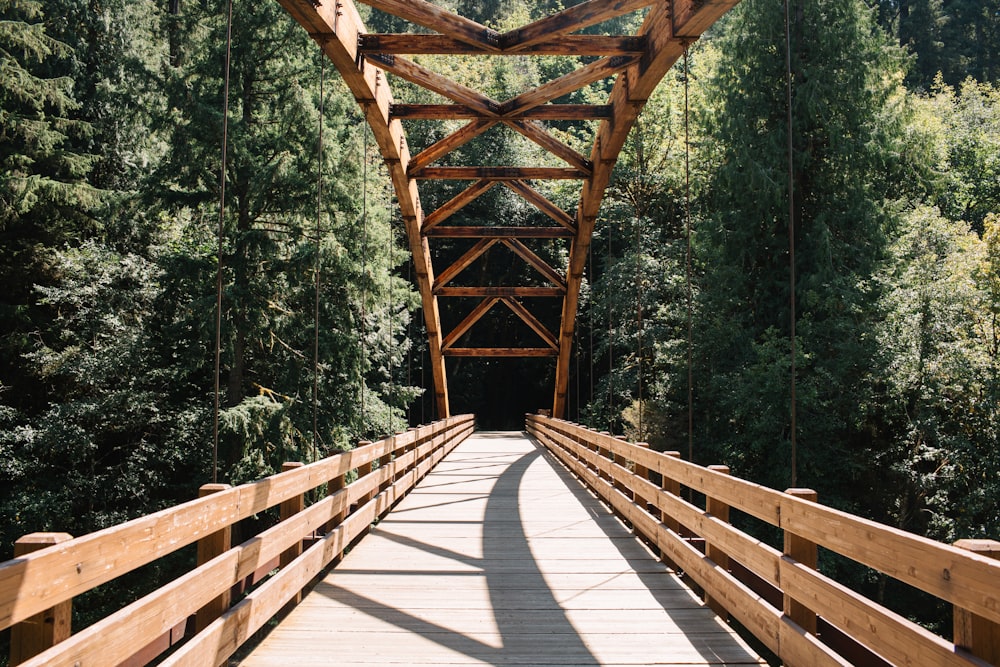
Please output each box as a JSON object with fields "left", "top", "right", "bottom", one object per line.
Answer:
{"left": 783, "top": 488, "right": 818, "bottom": 635}
{"left": 613, "top": 436, "right": 629, "bottom": 497}
{"left": 357, "top": 440, "right": 374, "bottom": 505}
{"left": 953, "top": 539, "right": 1000, "bottom": 663}
{"left": 661, "top": 451, "right": 682, "bottom": 534}
{"left": 705, "top": 465, "right": 731, "bottom": 619}
{"left": 598, "top": 431, "right": 611, "bottom": 483}
{"left": 326, "top": 465, "right": 347, "bottom": 561}
{"left": 195, "top": 483, "right": 232, "bottom": 632}
{"left": 633, "top": 442, "right": 650, "bottom": 511}
{"left": 10, "top": 533, "right": 73, "bottom": 666}
{"left": 279, "top": 462, "right": 305, "bottom": 608}
{"left": 379, "top": 435, "right": 394, "bottom": 493}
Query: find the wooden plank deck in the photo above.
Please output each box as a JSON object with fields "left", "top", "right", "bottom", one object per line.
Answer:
{"left": 239, "top": 432, "right": 765, "bottom": 666}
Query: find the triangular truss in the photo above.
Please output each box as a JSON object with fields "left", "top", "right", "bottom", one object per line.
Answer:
{"left": 277, "top": 0, "right": 740, "bottom": 418}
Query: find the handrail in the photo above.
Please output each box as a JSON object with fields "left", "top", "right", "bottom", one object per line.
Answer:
{"left": 2, "top": 414, "right": 475, "bottom": 666}
{"left": 527, "top": 414, "right": 1000, "bottom": 667}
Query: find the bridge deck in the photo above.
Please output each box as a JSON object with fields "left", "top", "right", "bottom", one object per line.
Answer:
{"left": 239, "top": 432, "right": 765, "bottom": 666}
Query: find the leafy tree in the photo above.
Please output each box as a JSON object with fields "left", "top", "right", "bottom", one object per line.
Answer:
{"left": 922, "top": 76, "right": 1000, "bottom": 234}
{"left": 872, "top": 206, "right": 1000, "bottom": 541}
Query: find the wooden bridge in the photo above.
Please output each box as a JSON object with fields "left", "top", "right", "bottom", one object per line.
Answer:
{"left": 4, "top": 1, "right": 1000, "bottom": 665}
{"left": 3, "top": 414, "right": 1000, "bottom": 666}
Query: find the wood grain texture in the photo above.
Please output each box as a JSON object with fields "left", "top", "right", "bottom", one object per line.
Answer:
{"left": 239, "top": 433, "right": 764, "bottom": 666}
{"left": 527, "top": 415, "right": 1000, "bottom": 667}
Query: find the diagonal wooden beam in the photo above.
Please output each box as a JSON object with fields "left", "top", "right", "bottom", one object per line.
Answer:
{"left": 501, "top": 238, "right": 567, "bottom": 288}
{"left": 424, "top": 226, "right": 574, "bottom": 239}
{"left": 391, "top": 104, "right": 614, "bottom": 121}
{"left": 502, "top": 180, "right": 576, "bottom": 230}
{"left": 408, "top": 120, "right": 497, "bottom": 175}
{"left": 501, "top": 55, "right": 639, "bottom": 116}
{"left": 413, "top": 167, "right": 586, "bottom": 180}
{"left": 501, "top": 0, "right": 656, "bottom": 51}
{"left": 502, "top": 297, "right": 558, "bottom": 350}
{"left": 357, "top": 0, "right": 501, "bottom": 51}
{"left": 505, "top": 120, "right": 593, "bottom": 174}
{"left": 422, "top": 179, "right": 498, "bottom": 230}
{"left": 360, "top": 34, "right": 649, "bottom": 56}
{"left": 365, "top": 54, "right": 500, "bottom": 116}
{"left": 441, "top": 297, "right": 500, "bottom": 349}
{"left": 433, "top": 238, "right": 499, "bottom": 290}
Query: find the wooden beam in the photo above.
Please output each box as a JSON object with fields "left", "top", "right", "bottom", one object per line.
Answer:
{"left": 391, "top": 104, "right": 614, "bottom": 120}
{"left": 441, "top": 297, "right": 500, "bottom": 349}
{"left": 356, "top": 0, "right": 501, "bottom": 51}
{"left": 360, "top": 34, "right": 649, "bottom": 55}
{"left": 502, "top": 180, "right": 576, "bottom": 230}
{"left": 433, "top": 238, "right": 499, "bottom": 290}
{"left": 502, "top": 297, "right": 558, "bottom": 349}
{"left": 422, "top": 179, "right": 498, "bottom": 230}
{"left": 501, "top": 238, "right": 567, "bottom": 288}
{"left": 365, "top": 54, "right": 499, "bottom": 116}
{"left": 412, "top": 167, "right": 586, "bottom": 180}
{"left": 501, "top": 55, "right": 639, "bottom": 116}
{"left": 436, "top": 287, "right": 566, "bottom": 297}
{"left": 444, "top": 347, "right": 558, "bottom": 357}
{"left": 505, "top": 120, "right": 593, "bottom": 174}
{"left": 501, "top": 0, "right": 656, "bottom": 51}
{"left": 424, "top": 226, "right": 575, "bottom": 239}
{"left": 407, "top": 120, "right": 496, "bottom": 175}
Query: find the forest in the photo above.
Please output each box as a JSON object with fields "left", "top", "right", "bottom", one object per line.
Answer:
{"left": 1, "top": 0, "right": 998, "bottom": 647}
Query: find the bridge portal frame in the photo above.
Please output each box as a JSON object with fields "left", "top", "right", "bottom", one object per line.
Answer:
{"left": 276, "top": 0, "right": 741, "bottom": 418}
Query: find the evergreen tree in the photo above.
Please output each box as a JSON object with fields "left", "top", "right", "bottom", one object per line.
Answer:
{"left": 694, "top": 0, "right": 918, "bottom": 503}
{"left": 0, "top": 0, "right": 100, "bottom": 414}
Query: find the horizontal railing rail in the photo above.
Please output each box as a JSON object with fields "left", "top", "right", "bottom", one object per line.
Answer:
{"left": 527, "top": 414, "right": 1000, "bottom": 667}
{"left": 2, "top": 414, "right": 475, "bottom": 666}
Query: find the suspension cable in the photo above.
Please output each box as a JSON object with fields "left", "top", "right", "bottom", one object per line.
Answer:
{"left": 386, "top": 213, "right": 393, "bottom": 436}
{"left": 635, "top": 128, "right": 644, "bottom": 440}
{"left": 407, "top": 257, "right": 413, "bottom": 427}
{"left": 360, "top": 115, "right": 369, "bottom": 434}
{"left": 589, "top": 243, "right": 594, "bottom": 416}
{"left": 312, "top": 49, "right": 325, "bottom": 461}
{"left": 784, "top": 0, "right": 798, "bottom": 487}
{"left": 607, "top": 224, "right": 613, "bottom": 431}
{"left": 684, "top": 47, "right": 693, "bottom": 464}
{"left": 212, "top": 0, "right": 234, "bottom": 484}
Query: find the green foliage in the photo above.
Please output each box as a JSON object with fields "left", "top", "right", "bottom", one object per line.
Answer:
{"left": 873, "top": 206, "right": 1000, "bottom": 540}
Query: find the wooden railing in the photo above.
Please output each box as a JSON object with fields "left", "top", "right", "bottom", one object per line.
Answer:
{"left": 527, "top": 414, "right": 1000, "bottom": 667}
{"left": 1, "top": 414, "right": 475, "bottom": 667}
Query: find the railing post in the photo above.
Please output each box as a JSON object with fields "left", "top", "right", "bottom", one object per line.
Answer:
{"left": 598, "top": 431, "right": 612, "bottom": 483}
{"left": 661, "top": 451, "right": 682, "bottom": 534}
{"left": 356, "top": 440, "right": 373, "bottom": 505}
{"left": 633, "top": 442, "right": 650, "bottom": 511}
{"left": 278, "top": 462, "right": 305, "bottom": 608}
{"left": 380, "top": 435, "right": 394, "bottom": 493}
{"left": 953, "top": 539, "right": 1000, "bottom": 663}
{"left": 783, "top": 488, "right": 818, "bottom": 635}
{"left": 613, "top": 436, "right": 630, "bottom": 497}
{"left": 705, "top": 465, "right": 731, "bottom": 619}
{"left": 326, "top": 464, "right": 347, "bottom": 562}
{"left": 10, "top": 532, "right": 73, "bottom": 666}
{"left": 195, "top": 483, "right": 232, "bottom": 632}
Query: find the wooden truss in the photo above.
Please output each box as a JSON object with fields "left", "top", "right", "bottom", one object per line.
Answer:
{"left": 277, "top": 0, "right": 740, "bottom": 418}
